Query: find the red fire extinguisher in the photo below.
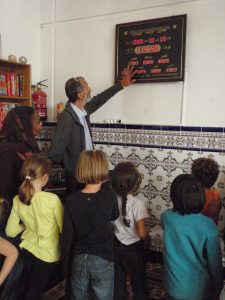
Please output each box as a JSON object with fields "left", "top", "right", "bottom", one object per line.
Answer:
{"left": 32, "top": 79, "right": 48, "bottom": 121}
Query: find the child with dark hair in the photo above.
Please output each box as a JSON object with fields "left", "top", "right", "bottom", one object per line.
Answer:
{"left": 61, "top": 150, "right": 119, "bottom": 300}
{"left": 112, "top": 161, "right": 149, "bottom": 300}
{"left": 191, "top": 157, "right": 222, "bottom": 224}
{"left": 161, "top": 174, "right": 223, "bottom": 300}
{"left": 5, "top": 154, "right": 63, "bottom": 300}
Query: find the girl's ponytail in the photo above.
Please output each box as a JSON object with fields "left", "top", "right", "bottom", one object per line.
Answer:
{"left": 18, "top": 154, "right": 50, "bottom": 206}
{"left": 112, "top": 161, "right": 142, "bottom": 228}
{"left": 19, "top": 176, "right": 35, "bottom": 205}
{"left": 121, "top": 192, "right": 130, "bottom": 227}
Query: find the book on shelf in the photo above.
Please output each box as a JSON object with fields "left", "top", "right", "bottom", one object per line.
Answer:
{"left": 0, "top": 72, "right": 23, "bottom": 97}
{"left": 0, "top": 74, "right": 3, "bottom": 96}
{"left": 5, "top": 72, "right": 11, "bottom": 96}
{"left": 18, "top": 73, "right": 23, "bottom": 97}
{"left": 0, "top": 73, "right": 7, "bottom": 96}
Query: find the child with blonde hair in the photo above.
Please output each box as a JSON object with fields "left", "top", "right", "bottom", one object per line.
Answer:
{"left": 61, "top": 150, "right": 119, "bottom": 300}
{"left": 6, "top": 154, "right": 64, "bottom": 300}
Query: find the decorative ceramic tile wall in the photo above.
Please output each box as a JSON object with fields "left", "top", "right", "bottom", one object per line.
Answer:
{"left": 38, "top": 123, "right": 225, "bottom": 251}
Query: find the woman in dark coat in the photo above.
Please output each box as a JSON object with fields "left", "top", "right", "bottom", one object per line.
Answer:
{"left": 0, "top": 107, "right": 42, "bottom": 300}
{"left": 0, "top": 106, "right": 42, "bottom": 222}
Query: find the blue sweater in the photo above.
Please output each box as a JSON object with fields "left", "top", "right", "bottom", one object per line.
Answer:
{"left": 161, "top": 209, "right": 223, "bottom": 300}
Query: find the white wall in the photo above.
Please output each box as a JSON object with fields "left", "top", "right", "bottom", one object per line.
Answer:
{"left": 0, "top": 0, "right": 41, "bottom": 84}
{"left": 41, "top": 0, "right": 225, "bottom": 126}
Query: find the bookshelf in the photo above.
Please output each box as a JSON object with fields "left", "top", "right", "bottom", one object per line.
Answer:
{"left": 0, "top": 58, "right": 31, "bottom": 106}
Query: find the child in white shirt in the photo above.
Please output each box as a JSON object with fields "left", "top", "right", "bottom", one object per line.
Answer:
{"left": 112, "top": 161, "right": 149, "bottom": 300}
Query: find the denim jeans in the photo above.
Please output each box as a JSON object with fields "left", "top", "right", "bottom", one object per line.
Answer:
{"left": 70, "top": 254, "right": 114, "bottom": 300}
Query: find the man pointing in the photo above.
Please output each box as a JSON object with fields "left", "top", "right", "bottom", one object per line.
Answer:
{"left": 49, "top": 66, "right": 136, "bottom": 193}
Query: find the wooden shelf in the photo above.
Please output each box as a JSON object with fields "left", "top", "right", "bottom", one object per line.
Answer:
{"left": 0, "top": 58, "right": 31, "bottom": 106}
{"left": 0, "top": 95, "right": 30, "bottom": 100}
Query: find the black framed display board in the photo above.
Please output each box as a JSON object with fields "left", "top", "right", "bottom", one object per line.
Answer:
{"left": 115, "top": 14, "right": 187, "bottom": 83}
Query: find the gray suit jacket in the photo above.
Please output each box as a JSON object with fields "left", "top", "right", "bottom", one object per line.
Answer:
{"left": 48, "top": 82, "right": 123, "bottom": 176}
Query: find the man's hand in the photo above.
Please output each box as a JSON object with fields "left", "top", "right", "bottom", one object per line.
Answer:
{"left": 120, "top": 65, "right": 136, "bottom": 87}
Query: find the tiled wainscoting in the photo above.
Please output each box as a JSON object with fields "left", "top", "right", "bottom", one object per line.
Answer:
{"left": 38, "top": 123, "right": 225, "bottom": 251}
